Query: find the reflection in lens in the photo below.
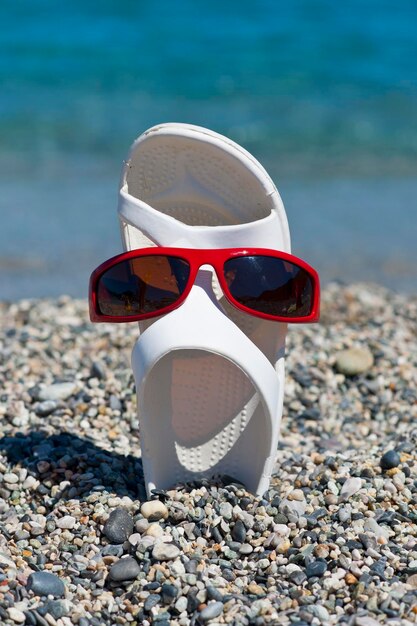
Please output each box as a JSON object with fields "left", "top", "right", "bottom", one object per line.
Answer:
{"left": 97, "top": 255, "right": 190, "bottom": 317}
{"left": 224, "top": 255, "right": 313, "bottom": 318}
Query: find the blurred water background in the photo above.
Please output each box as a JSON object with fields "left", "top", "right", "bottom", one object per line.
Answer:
{"left": 1, "top": 0, "right": 416, "bottom": 299}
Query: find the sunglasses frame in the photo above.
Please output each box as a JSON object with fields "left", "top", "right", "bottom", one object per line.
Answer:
{"left": 89, "top": 247, "right": 320, "bottom": 324}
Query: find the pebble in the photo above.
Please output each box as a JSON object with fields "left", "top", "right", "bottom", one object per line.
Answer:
{"left": 198, "top": 601, "right": 224, "bottom": 621}
{"left": 407, "top": 574, "right": 417, "bottom": 588}
{"left": 26, "top": 572, "right": 65, "bottom": 597}
{"left": 141, "top": 500, "right": 169, "bottom": 521}
{"left": 108, "top": 557, "right": 141, "bottom": 582}
{"left": 355, "top": 617, "right": 382, "bottom": 626}
{"left": 35, "top": 400, "right": 57, "bottom": 417}
{"left": 4, "top": 473, "right": 19, "bottom": 484}
{"left": 335, "top": 347, "right": 374, "bottom": 376}
{"left": 339, "top": 477, "right": 362, "bottom": 501}
{"left": 306, "top": 560, "right": 328, "bottom": 578}
{"left": 161, "top": 583, "right": 178, "bottom": 603}
{"left": 380, "top": 449, "right": 401, "bottom": 470}
{"left": 103, "top": 508, "right": 134, "bottom": 543}
{"left": 38, "top": 382, "right": 77, "bottom": 401}
{"left": 152, "top": 542, "right": 181, "bottom": 561}
{"left": 7, "top": 608, "right": 26, "bottom": 623}
{"left": 231, "top": 519, "right": 247, "bottom": 543}
{"left": 56, "top": 515, "right": 76, "bottom": 529}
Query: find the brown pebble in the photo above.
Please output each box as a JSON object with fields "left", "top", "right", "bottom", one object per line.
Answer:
{"left": 314, "top": 544, "right": 330, "bottom": 559}
{"left": 311, "top": 453, "right": 325, "bottom": 465}
{"left": 345, "top": 573, "right": 358, "bottom": 585}
{"left": 247, "top": 582, "right": 265, "bottom": 596}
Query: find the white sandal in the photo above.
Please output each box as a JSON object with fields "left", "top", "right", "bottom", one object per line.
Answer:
{"left": 118, "top": 123, "right": 291, "bottom": 496}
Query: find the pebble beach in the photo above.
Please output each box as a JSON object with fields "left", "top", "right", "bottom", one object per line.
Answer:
{"left": 0, "top": 283, "right": 416, "bottom": 626}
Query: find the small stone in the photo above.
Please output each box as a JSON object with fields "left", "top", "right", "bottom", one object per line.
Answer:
{"left": 36, "top": 400, "right": 57, "bottom": 417}
{"left": 7, "top": 608, "right": 26, "bottom": 623}
{"left": 247, "top": 582, "right": 265, "bottom": 596}
{"left": 56, "top": 515, "right": 76, "bottom": 530}
{"left": 103, "top": 508, "right": 134, "bottom": 544}
{"left": 276, "top": 539, "right": 291, "bottom": 554}
{"left": 239, "top": 543, "right": 254, "bottom": 555}
{"left": 152, "top": 542, "right": 180, "bottom": 561}
{"left": 175, "top": 596, "right": 188, "bottom": 613}
{"left": 27, "top": 571, "right": 65, "bottom": 597}
{"left": 206, "top": 586, "right": 223, "bottom": 602}
{"left": 280, "top": 498, "right": 306, "bottom": 517}
{"left": 345, "top": 573, "right": 358, "bottom": 585}
{"left": 290, "top": 570, "right": 307, "bottom": 585}
{"left": 287, "top": 489, "right": 305, "bottom": 501}
{"left": 219, "top": 502, "right": 233, "bottom": 519}
{"left": 4, "top": 473, "right": 19, "bottom": 484}
{"left": 231, "top": 519, "right": 246, "bottom": 543}
{"left": 39, "top": 600, "right": 69, "bottom": 619}
{"left": 314, "top": 544, "right": 330, "bottom": 559}
{"left": 108, "top": 557, "right": 141, "bottom": 582}
{"left": 335, "top": 347, "right": 373, "bottom": 376}
{"left": 355, "top": 616, "right": 381, "bottom": 626}
{"left": 145, "top": 523, "right": 165, "bottom": 538}
{"left": 339, "top": 477, "right": 362, "bottom": 501}
{"left": 144, "top": 593, "right": 161, "bottom": 611}
{"left": 90, "top": 361, "right": 106, "bottom": 379}
{"left": 380, "top": 449, "right": 401, "bottom": 471}
{"left": 109, "top": 395, "right": 122, "bottom": 411}
{"left": 306, "top": 560, "right": 327, "bottom": 578}
{"left": 161, "top": 583, "right": 178, "bottom": 604}
{"left": 310, "top": 606, "right": 330, "bottom": 622}
{"left": 338, "top": 507, "right": 351, "bottom": 523}
{"left": 38, "top": 382, "right": 77, "bottom": 401}
{"left": 141, "top": 501, "right": 169, "bottom": 521}
{"left": 198, "top": 601, "right": 224, "bottom": 622}
{"left": 406, "top": 574, "right": 417, "bottom": 588}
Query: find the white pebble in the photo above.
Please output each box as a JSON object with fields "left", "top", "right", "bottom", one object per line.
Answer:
{"left": 56, "top": 515, "right": 77, "bottom": 529}
{"left": 7, "top": 608, "right": 26, "bottom": 623}
{"left": 140, "top": 500, "right": 168, "bottom": 521}
{"left": 339, "top": 477, "right": 362, "bottom": 501}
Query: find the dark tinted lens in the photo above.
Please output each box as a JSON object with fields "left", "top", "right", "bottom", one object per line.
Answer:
{"left": 97, "top": 255, "right": 190, "bottom": 317}
{"left": 224, "top": 255, "right": 313, "bottom": 318}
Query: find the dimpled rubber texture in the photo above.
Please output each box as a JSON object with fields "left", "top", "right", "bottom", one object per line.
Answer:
{"left": 118, "top": 123, "right": 290, "bottom": 495}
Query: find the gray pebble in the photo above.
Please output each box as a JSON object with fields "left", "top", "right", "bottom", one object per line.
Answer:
{"left": 199, "top": 601, "right": 224, "bottom": 621}
{"left": 38, "top": 600, "right": 68, "bottom": 619}
{"left": 27, "top": 572, "right": 65, "bottom": 597}
{"left": 306, "top": 560, "right": 327, "bottom": 578}
{"left": 109, "top": 394, "right": 122, "bottom": 411}
{"left": 380, "top": 449, "right": 401, "bottom": 470}
{"left": 108, "top": 557, "right": 141, "bottom": 582}
{"left": 161, "top": 583, "right": 178, "bottom": 604}
{"left": 103, "top": 508, "right": 134, "bottom": 544}
{"left": 144, "top": 593, "right": 161, "bottom": 611}
{"left": 152, "top": 542, "right": 181, "bottom": 561}
{"left": 231, "top": 519, "right": 246, "bottom": 543}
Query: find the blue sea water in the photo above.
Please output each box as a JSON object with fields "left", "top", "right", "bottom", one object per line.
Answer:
{"left": 1, "top": 0, "right": 417, "bottom": 299}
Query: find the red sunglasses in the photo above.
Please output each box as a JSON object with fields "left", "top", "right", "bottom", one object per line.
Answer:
{"left": 89, "top": 247, "right": 320, "bottom": 324}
